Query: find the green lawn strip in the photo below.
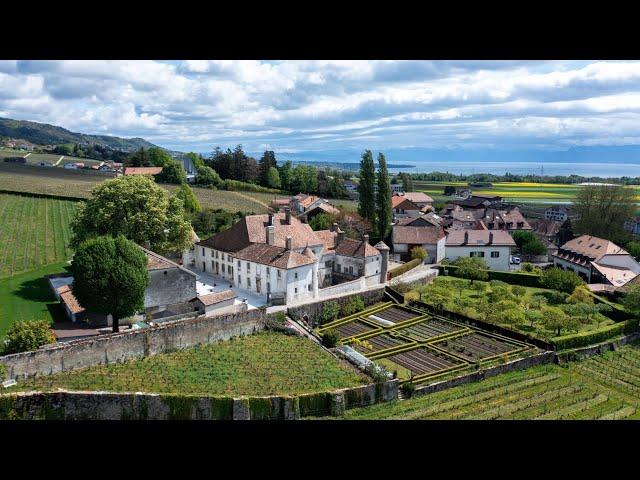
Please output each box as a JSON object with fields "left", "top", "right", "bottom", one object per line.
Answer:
{"left": 0, "top": 194, "right": 18, "bottom": 275}
{"left": 8, "top": 332, "right": 368, "bottom": 397}
{"left": 8, "top": 192, "right": 29, "bottom": 277}
{"left": 0, "top": 194, "right": 22, "bottom": 276}
{"left": 0, "top": 262, "right": 68, "bottom": 341}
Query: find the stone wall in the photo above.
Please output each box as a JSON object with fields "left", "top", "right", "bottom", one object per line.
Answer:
{"left": 0, "top": 308, "right": 267, "bottom": 381}
{"left": 318, "top": 277, "right": 366, "bottom": 299}
{"left": 145, "top": 266, "right": 197, "bottom": 311}
{"left": 0, "top": 380, "right": 398, "bottom": 420}
{"left": 556, "top": 332, "right": 640, "bottom": 363}
{"left": 288, "top": 286, "right": 386, "bottom": 323}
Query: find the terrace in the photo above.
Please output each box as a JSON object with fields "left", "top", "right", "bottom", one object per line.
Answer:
{"left": 317, "top": 303, "right": 535, "bottom": 385}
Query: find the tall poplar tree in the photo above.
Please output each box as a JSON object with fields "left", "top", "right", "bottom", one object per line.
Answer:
{"left": 358, "top": 150, "right": 376, "bottom": 224}
{"left": 376, "top": 152, "right": 392, "bottom": 240}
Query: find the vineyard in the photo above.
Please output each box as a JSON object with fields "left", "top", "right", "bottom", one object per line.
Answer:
{"left": 0, "top": 192, "right": 76, "bottom": 278}
{"left": 6, "top": 332, "right": 368, "bottom": 396}
{"left": 317, "top": 303, "right": 536, "bottom": 385}
{"left": 341, "top": 342, "right": 640, "bottom": 420}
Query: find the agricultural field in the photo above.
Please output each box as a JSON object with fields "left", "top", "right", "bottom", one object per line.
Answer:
{"left": 408, "top": 276, "right": 616, "bottom": 341}
{"left": 0, "top": 192, "right": 76, "bottom": 277}
{"left": 6, "top": 332, "right": 368, "bottom": 396}
{"left": 317, "top": 302, "right": 536, "bottom": 384}
{"left": 413, "top": 180, "right": 640, "bottom": 205}
{"left": 340, "top": 342, "right": 640, "bottom": 419}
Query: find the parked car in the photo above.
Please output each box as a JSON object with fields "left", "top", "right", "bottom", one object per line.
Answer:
{"left": 510, "top": 256, "right": 521, "bottom": 265}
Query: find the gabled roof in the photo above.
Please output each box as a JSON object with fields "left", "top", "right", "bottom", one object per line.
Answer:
{"left": 591, "top": 262, "right": 638, "bottom": 287}
{"left": 59, "top": 286, "right": 85, "bottom": 315}
{"left": 395, "top": 216, "right": 440, "bottom": 227}
{"left": 196, "top": 290, "right": 238, "bottom": 306}
{"left": 446, "top": 230, "right": 516, "bottom": 247}
{"left": 314, "top": 230, "right": 337, "bottom": 251}
{"left": 198, "top": 212, "right": 322, "bottom": 253}
{"left": 392, "top": 226, "right": 446, "bottom": 245}
{"left": 559, "top": 235, "right": 628, "bottom": 262}
{"left": 334, "top": 238, "right": 380, "bottom": 258}
{"left": 396, "top": 192, "right": 433, "bottom": 204}
{"left": 234, "top": 243, "right": 316, "bottom": 269}
{"left": 299, "top": 195, "right": 321, "bottom": 209}
{"left": 391, "top": 196, "right": 420, "bottom": 210}
{"left": 123, "top": 166, "right": 163, "bottom": 176}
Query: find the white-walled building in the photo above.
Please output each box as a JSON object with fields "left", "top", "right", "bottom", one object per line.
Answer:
{"left": 545, "top": 206, "right": 569, "bottom": 222}
{"left": 445, "top": 230, "right": 516, "bottom": 271}
{"left": 392, "top": 225, "right": 446, "bottom": 264}
{"left": 553, "top": 235, "right": 640, "bottom": 288}
{"left": 184, "top": 210, "right": 389, "bottom": 304}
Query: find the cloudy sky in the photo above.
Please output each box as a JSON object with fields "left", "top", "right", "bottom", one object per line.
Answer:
{"left": 1, "top": 60, "right": 640, "bottom": 155}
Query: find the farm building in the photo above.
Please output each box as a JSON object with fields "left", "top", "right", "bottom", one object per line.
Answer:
{"left": 192, "top": 290, "right": 240, "bottom": 317}
{"left": 392, "top": 224, "right": 446, "bottom": 264}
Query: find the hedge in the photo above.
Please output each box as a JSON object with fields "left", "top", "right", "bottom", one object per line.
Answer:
{"left": 437, "top": 265, "right": 542, "bottom": 288}
{"left": 584, "top": 290, "right": 633, "bottom": 321}
{"left": 388, "top": 258, "right": 422, "bottom": 280}
{"left": 222, "top": 179, "right": 283, "bottom": 194}
{"left": 552, "top": 318, "right": 640, "bottom": 350}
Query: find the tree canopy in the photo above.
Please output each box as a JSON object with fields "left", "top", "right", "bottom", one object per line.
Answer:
{"left": 175, "top": 183, "right": 201, "bottom": 214}
{"left": 453, "top": 257, "right": 489, "bottom": 284}
{"left": 376, "top": 152, "right": 392, "bottom": 240}
{"left": 70, "top": 175, "right": 192, "bottom": 255}
{"left": 358, "top": 150, "right": 376, "bottom": 223}
{"left": 540, "top": 268, "right": 585, "bottom": 293}
{"left": 2, "top": 320, "right": 56, "bottom": 354}
{"left": 71, "top": 235, "right": 149, "bottom": 333}
{"left": 156, "top": 160, "right": 187, "bottom": 185}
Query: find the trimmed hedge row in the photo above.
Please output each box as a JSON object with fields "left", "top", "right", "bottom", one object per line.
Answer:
{"left": 222, "top": 179, "right": 283, "bottom": 194}
{"left": 388, "top": 258, "right": 422, "bottom": 280}
{"left": 437, "top": 265, "right": 543, "bottom": 287}
{"left": 552, "top": 319, "right": 640, "bottom": 350}
{"left": 584, "top": 290, "right": 633, "bottom": 321}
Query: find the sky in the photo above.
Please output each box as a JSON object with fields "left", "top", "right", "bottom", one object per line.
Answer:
{"left": 2, "top": 60, "right": 640, "bottom": 156}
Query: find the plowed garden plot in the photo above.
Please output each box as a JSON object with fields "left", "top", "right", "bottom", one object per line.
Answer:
{"left": 385, "top": 347, "right": 463, "bottom": 375}
{"left": 319, "top": 303, "right": 536, "bottom": 385}
{"left": 397, "top": 319, "right": 465, "bottom": 341}
{"left": 368, "top": 306, "right": 421, "bottom": 324}
{"left": 433, "top": 333, "right": 523, "bottom": 362}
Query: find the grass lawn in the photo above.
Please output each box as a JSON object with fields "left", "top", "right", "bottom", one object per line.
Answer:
{"left": 339, "top": 342, "right": 640, "bottom": 420}
{"left": 410, "top": 276, "right": 615, "bottom": 341}
{"left": 0, "top": 262, "right": 69, "bottom": 341}
{"left": 0, "top": 193, "right": 76, "bottom": 277}
{"left": 7, "top": 331, "right": 368, "bottom": 396}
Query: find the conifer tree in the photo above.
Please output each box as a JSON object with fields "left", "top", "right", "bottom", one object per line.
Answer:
{"left": 376, "top": 152, "right": 392, "bottom": 240}
{"left": 358, "top": 150, "right": 376, "bottom": 224}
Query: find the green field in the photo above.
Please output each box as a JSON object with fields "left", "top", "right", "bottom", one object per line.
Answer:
{"left": 0, "top": 193, "right": 76, "bottom": 277}
{"left": 413, "top": 180, "right": 640, "bottom": 204}
{"left": 7, "top": 331, "right": 368, "bottom": 396}
{"left": 341, "top": 342, "right": 640, "bottom": 420}
{"left": 0, "top": 262, "right": 68, "bottom": 341}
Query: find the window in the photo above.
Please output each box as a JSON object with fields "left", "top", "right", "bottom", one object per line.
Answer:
{"left": 202, "top": 248, "right": 205, "bottom": 256}
{"left": 308, "top": 284, "right": 312, "bottom": 291}
{"left": 238, "top": 276, "right": 242, "bottom": 284}
{"left": 237, "top": 260, "right": 241, "bottom": 267}
{"left": 277, "top": 270, "right": 281, "bottom": 279}
{"left": 215, "top": 251, "right": 218, "bottom": 259}
{"left": 295, "top": 287, "right": 298, "bottom": 294}
{"left": 247, "top": 278, "right": 251, "bottom": 287}
{"left": 246, "top": 262, "right": 250, "bottom": 272}
{"left": 267, "top": 283, "right": 271, "bottom": 293}
{"left": 470, "top": 251, "right": 485, "bottom": 258}
{"left": 211, "top": 260, "right": 214, "bottom": 270}
{"left": 325, "top": 260, "right": 333, "bottom": 268}
{"left": 266, "top": 267, "right": 270, "bottom": 275}
{"left": 337, "top": 264, "right": 341, "bottom": 273}
{"left": 222, "top": 264, "right": 225, "bottom": 273}
{"left": 491, "top": 251, "right": 500, "bottom": 258}
{"left": 294, "top": 272, "right": 298, "bottom": 279}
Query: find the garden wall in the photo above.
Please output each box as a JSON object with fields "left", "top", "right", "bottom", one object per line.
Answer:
{"left": 0, "top": 379, "right": 398, "bottom": 420}
{"left": 413, "top": 351, "right": 556, "bottom": 397}
{"left": 288, "top": 286, "right": 386, "bottom": 323}
{"left": 319, "top": 277, "right": 366, "bottom": 299}
{"left": 0, "top": 308, "right": 267, "bottom": 381}
{"left": 556, "top": 332, "right": 640, "bottom": 363}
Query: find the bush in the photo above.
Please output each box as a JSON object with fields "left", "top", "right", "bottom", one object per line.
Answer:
{"left": 566, "top": 286, "right": 594, "bottom": 304}
{"left": 319, "top": 301, "right": 341, "bottom": 325}
{"left": 511, "top": 285, "right": 527, "bottom": 297}
{"left": 388, "top": 258, "right": 421, "bottom": 280}
{"left": 540, "top": 268, "right": 585, "bottom": 293}
{"left": 400, "top": 382, "right": 416, "bottom": 398}
{"left": 222, "top": 179, "right": 282, "bottom": 194}
{"left": 321, "top": 330, "right": 341, "bottom": 348}
{"left": 453, "top": 257, "right": 489, "bottom": 283}
{"left": 438, "top": 265, "right": 542, "bottom": 288}
{"left": 410, "top": 246, "right": 427, "bottom": 262}
{"left": 552, "top": 319, "right": 640, "bottom": 350}
{"left": 341, "top": 296, "right": 365, "bottom": 317}
{"left": 2, "top": 320, "right": 56, "bottom": 354}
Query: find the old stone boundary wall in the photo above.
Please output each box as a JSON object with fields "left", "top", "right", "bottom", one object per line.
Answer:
{"left": 556, "top": 332, "right": 640, "bottom": 363}
{"left": 0, "top": 380, "right": 398, "bottom": 420}
{"left": 288, "top": 286, "right": 386, "bottom": 324}
{"left": 0, "top": 308, "right": 267, "bottom": 381}
{"left": 413, "top": 351, "right": 556, "bottom": 397}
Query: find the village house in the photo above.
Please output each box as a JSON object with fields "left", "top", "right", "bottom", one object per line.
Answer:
{"left": 391, "top": 224, "right": 446, "bottom": 263}
{"left": 445, "top": 230, "right": 516, "bottom": 271}
{"left": 391, "top": 195, "right": 422, "bottom": 218}
{"left": 291, "top": 193, "right": 325, "bottom": 214}
{"left": 192, "top": 290, "right": 239, "bottom": 317}
{"left": 394, "top": 192, "right": 433, "bottom": 211}
{"left": 552, "top": 235, "right": 640, "bottom": 290}
{"left": 624, "top": 216, "right": 640, "bottom": 235}
{"left": 298, "top": 202, "right": 341, "bottom": 223}
{"left": 180, "top": 155, "right": 197, "bottom": 183}
{"left": 185, "top": 209, "right": 388, "bottom": 305}
{"left": 545, "top": 205, "right": 569, "bottom": 222}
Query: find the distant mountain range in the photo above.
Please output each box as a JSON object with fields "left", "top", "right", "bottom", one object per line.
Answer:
{"left": 0, "top": 117, "right": 164, "bottom": 153}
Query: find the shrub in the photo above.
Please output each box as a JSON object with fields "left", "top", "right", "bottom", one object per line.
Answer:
{"left": 388, "top": 258, "right": 421, "bottom": 279}
{"left": 566, "top": 286, "right": 594, "bottom": 304}
{"left": 364, "top": 363, "right": 390, "bottom": 384}
{"left": 321, "top": 330, "right": 341, "bottom": 348}
{"left": 400, "top": 382, "right": 416, "bottom": 398}
{"left": 511, "top": 285, "right": 527, "bottom": 297}
{"left": 319, "top": 301, "right": 341, "bottom": 325}
{"left": 522, "top": 238, "right": 547, "bottom": 256}
{"left": 2, "top": 320, "right": 56, "bottom": 354}
{"left": 540, "top": 268, "right": 585, "bottom": 293}
{"left": 222, "top": 179, "right": 282, "bottom": 193}
{"left": 453, "top": 257, "right": 489, "bottom": 284}
{"left": 410, "top": 246, "right": 427, "bottom": 262}
{"left": 341, "top": 296, "right": 365, "bottom": 317}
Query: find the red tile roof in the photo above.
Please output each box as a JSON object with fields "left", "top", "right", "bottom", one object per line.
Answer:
{"left": 334, "top": 238, "right": 380, "bottom": 258}
{"left": 392, "top": 226, "right": 446, "bottom": 245}
{"left": 446, "top": 230, "right": 516, "bottom": 246}
{"left": 234, "top": 243, "right": 316, "bottom": 268}
{"left": 124, "top": 167, "right": 163, "bottom": 176}
{"left": 197, "top": 290, "right": 238, "bottom": 306}
{"left": 391, "top": 196, "right": 421, "bottom": 210}
{"left": 396, "top": 192, "right": 433, "bottom": 204}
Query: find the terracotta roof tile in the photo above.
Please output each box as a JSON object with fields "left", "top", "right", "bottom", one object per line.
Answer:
{"left": 560, "top": 235, "right": 627, "bottom": 261}
{"left": 335, "top": 238, "right": 380, "bottom": 257}
{"left": 392, "top": 226, "right": 446, "bottom": 245}
{"left": 234, "top": 243, "right": 316, "bottom": 268}
{"left": 391, "top": 196, "right": 421, "bottom": 210}
{"left": 397, "top": 192, "right": 433, "bottom": 204}
{"left": 59, "top": 288, "right": 85, "bottom": 315}
{"left": 197, "top": 290, "right": 238, "bottom": 306}
{"left": 123, "top": 167, "right": 163, "bottom": 176}
{"left": 446, "top": 230, "right": 516, "bottom": 246}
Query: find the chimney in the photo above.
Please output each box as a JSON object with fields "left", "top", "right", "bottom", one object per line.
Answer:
{"left": 266, "top": 225, "right": 275, "bottom": 246}
{"left": 285, "top": 236, "right": 292, "bottom": 251}
{"left": 285, "top": 207, "right": 291, "bottom": 225}
{"left": 488, "top": 232, "right": 493, "bottom": 245}
{"left": 268, "top": 213, "right": 274, "bottom": 226}
{"left": 331, "top": 222, "right": 339, "bottom": 232}
{"left": 337, "top": 228, "right": 345, "bottom": 246}
{"left": 463, "top": 231, "right": 469, "bottom": 245}
{"left": 363, "top": 234, "right": 369, "bottom": 245}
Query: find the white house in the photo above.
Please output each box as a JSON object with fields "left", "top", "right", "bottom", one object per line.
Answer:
{"left": 445, "top": 230, "right": 516, "bottom": 271}
{"left": 391, "top": 196, "right": 422, "bottom": 218}
{"left": 391, "top": 224, "right": 446, "bottom": 264}
{"left": 552, "top": 235, "right": 640, "bottom": 288}
{"left": 545, "top": 206, "right": 569, "bottom": 222}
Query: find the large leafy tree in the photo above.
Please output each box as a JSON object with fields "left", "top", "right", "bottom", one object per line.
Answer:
{"left": 358, "top": 150, "right": 376, "bottom": 223}
{"left": 175, "top": 183, "right": 201, "bottom": 214}
{"left": 147, "top": 147, "right": 174, "bottom": 167}
{"left": 71, "top": 235, "right": 149, "bottom": 333}
{"left": 259, "top": 150, "right": 278, "bottom": 186}
{"left": 129, "top": 147, "right": 151, "bottom": 167}
{"left": 540, "top": 268, "right": 585, "bottom": 293}
{"left": 70, "top": 175, "right": 192, "bottom": 255}
{"left": 196, "top": 165, "right": 222, "bottom": 187}
{"left": 453, "top": 257, "right": 489, "bottom": 284}
{"left": 291, "top": 165, "right": 318, "bottom": 193}
{"left": 376, "top": 152, "right": 392, "bottom": 240}
{"left": 572, "top": 184, "right": 636, "bottom": 244}
{"left": 279, "top": 160, "right": 294, "bottom": 192}
{"left": 266, "top": 166, "right": 281, "bottom": 189}
{"left": 399, "top": 172, "right": 414, "bottom": 192}
{"left": 156, "top": 160, "right": 187, "bottom": 184}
